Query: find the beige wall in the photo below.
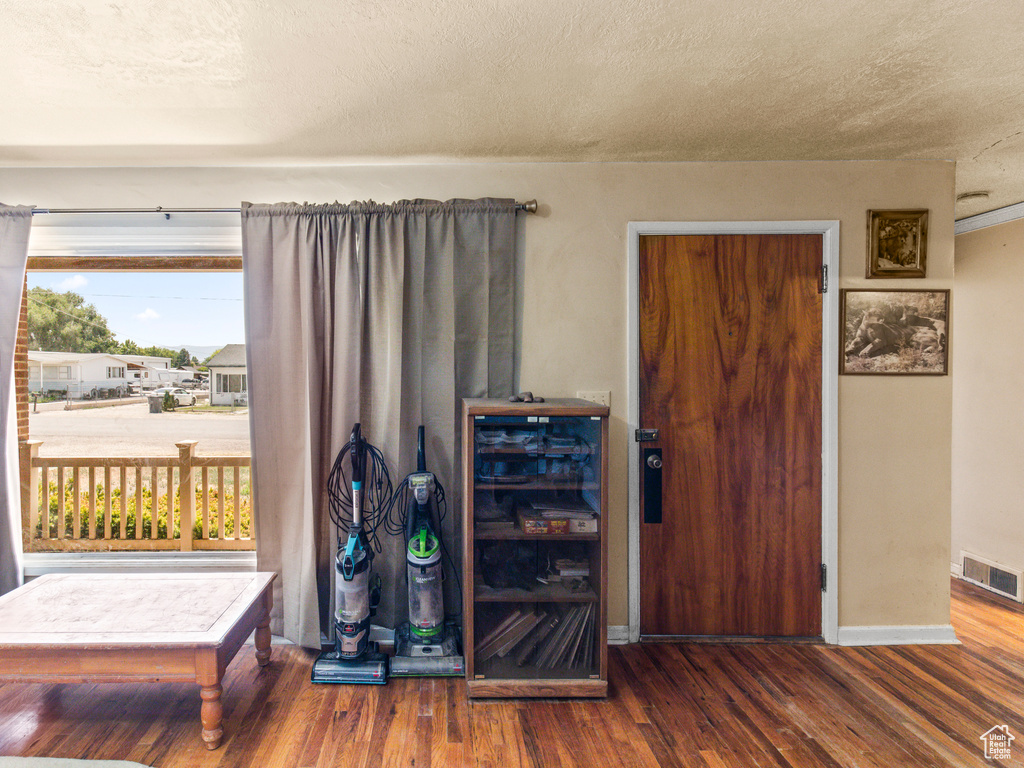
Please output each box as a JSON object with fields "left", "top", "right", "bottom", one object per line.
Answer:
{"left": 1, "top": 160, "right": 955, "bottom": 629}
{"left": 952, "top": 218, "right": 1024, "bottom": 580}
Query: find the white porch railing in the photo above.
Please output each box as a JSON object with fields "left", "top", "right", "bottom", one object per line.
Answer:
{"left": 20, "top": 440, "right": 253, "bottom": 552}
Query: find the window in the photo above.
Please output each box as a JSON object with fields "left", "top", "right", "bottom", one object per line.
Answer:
{"left": 216, "top": 373, "right": 246, "bottom": 393}
{"left": 18, "top": 213, "right": 252, "bottom": 558}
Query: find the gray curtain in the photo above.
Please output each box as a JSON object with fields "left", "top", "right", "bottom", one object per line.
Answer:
{"left": 241, "top": 199, "right": 516, "bottom": 648}
{"left": 0, "top": 205, "right": 32, "bottom": 596}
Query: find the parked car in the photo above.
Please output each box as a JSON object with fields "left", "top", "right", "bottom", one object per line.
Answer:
{"left": 83, "top": 386, "right": 125, "bottom": 400}
{"left": 151, "top": 387, "right": 197, "bottom": 407}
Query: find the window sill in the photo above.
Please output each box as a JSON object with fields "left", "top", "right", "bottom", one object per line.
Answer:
{"left": 23, "top": 550, "right": 256, "bottom": 578}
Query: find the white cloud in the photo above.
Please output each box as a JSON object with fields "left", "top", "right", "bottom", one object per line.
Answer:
{"left": 135, "top": 308, "right": 160, "bottom": 322}
{"left": 57, "top": 274, "right": 87, "bottom": 291}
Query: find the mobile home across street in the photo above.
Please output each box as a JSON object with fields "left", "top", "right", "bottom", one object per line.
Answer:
{"left": 27, "top": 350, "right": 185, "bottom": 399}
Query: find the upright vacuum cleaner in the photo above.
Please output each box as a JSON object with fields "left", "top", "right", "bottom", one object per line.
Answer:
{"left": 311, "top": 424, "right": 392, "bottom": 684}
{"left": 386, "top": 426, "right": 465, "bottom": 677}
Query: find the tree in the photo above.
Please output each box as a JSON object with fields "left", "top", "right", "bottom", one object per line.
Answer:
{"left": 26, "top": 288, "right": 116, "bottom": 353}
{"left": 197, "top": 349, "right": 221, "bottom": 373}
{"left": 173, "top": 348, "right": 192, "bottom": 368}
{"left": 140, "top": 345, "right": 177, "bottom": 360}
{"left": 116, "top": 342, "right": 180, "bottom": 362}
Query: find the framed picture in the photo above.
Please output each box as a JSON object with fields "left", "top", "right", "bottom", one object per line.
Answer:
{"left": 841, "top": 289, "right": 949, "bottom": 375}
{"left": 867, "top": 209, "right": 928, "bottom": 278}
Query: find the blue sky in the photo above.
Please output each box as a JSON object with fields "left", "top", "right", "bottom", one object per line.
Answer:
{"left": 28, "top": 272, "right": 245, "bottom": 350}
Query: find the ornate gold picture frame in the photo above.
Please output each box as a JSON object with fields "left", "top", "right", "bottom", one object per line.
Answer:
{"left": 867, "top": 209, "right": 928, "bottom": 278}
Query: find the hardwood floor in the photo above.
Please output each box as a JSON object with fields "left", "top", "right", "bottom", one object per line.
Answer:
{"left": 1, "top": 578, "right": 1022, "bottom": 767}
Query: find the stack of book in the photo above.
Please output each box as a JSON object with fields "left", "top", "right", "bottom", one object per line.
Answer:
{"left": 474, "top": 603, "right": 597, "bottom": 670}
{"left": 522, "top": 497, "right": 598, "bottom": 534}
{"left": 546, "top": 557, "right": 589, "bottom": 582}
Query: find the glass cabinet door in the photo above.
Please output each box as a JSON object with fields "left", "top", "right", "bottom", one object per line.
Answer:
{"left": 469, "top": 412, "right": 603, "bottom": 682}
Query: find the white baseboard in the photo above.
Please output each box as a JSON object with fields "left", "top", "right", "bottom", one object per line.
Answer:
{"left": 370, "top": 625, "right": 395, "bottom": 644}
{"left": 951, "top": 560, "right": 963, "bottom": 578}
{"left": 837, "top": 624, "right": 959, "bottom": 646}
{"left": 607, "top": 625, "right": 629, "bottom": 645}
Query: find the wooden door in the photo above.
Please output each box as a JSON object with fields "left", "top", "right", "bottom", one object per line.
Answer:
{"left": 638, "top": 234, "right": 822, "bottom": 638}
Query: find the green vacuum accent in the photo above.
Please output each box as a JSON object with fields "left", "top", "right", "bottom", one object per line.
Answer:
{"left": 407, "top": 526, "right": 443, "bottom": 640}
{"left": 410, "top": 527, "right": 439, "bottom": 558}
{"left": 411, "top": 625, "right": 442, "bottom": 639}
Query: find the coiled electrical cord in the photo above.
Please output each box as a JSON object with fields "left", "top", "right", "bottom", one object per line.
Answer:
{"left": 381, "top": 476, "right": 447, "bottom": 538}
{"left": 326, "top": 438, "right": 393, "bottom": 554}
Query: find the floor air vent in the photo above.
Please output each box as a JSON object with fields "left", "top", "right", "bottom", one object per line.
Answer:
{"left": 961, "top": 552, "right": 1023, "bottom": 602}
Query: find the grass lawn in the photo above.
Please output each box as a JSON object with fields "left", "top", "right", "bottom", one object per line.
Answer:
{"left": 174, "top": 404, "right": 248, "bottom": 414}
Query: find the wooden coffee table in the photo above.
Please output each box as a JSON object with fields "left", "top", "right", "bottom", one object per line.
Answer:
{"left": 0, "top": 571, "right": 275, "bottom": 750}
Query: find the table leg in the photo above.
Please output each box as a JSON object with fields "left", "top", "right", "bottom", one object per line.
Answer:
{"left": 196, "top": 648, "right": 224, "bottom": 750}
{"left": 200, "top": 683, "right": 224, "bottom": 750}
{"left": 255, "top": 586, "right": 272, "bottom": 667}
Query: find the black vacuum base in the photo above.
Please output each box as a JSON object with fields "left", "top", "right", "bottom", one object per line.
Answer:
{"left": 311, "top": 644, "right": 388, "bottom": 685}
{"left": 390, "top": 623, "right": 465, "bottom": 677}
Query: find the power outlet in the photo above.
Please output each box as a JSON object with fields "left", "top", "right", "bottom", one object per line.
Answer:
{"left": 576, "top": 390, "right": 610, "bottom": 407}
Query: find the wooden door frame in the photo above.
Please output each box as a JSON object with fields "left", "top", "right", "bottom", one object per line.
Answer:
{"left": 627, "top": 221, "right": 840, "bottom": 644}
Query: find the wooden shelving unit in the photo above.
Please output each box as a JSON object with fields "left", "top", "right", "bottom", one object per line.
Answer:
{"left": 462, "top": 397, "right": 608, "bottom": 698}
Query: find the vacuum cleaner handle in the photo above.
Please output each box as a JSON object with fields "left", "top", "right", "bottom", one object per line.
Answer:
{"left": 405, "top": 491, "right": 419, "bottom": 543}
{"left": 417, "top": 425, "right": 426, "bottom": 472}
{"left": 350, "top": 423, "right": 364, "bottom": 484}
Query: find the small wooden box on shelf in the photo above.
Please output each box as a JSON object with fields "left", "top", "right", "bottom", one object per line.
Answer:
{"left": 462, "top": 397, "right": 608, "bottom": 698}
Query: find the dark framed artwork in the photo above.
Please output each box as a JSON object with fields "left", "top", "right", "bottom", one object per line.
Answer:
{"left": 866, "top": 209, "right": 928, "bottom": 278}
{"left": 841, "top": 289, "right": 949, "bottom": 375}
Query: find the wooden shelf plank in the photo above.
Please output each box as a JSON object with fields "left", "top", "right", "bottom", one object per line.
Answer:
{"left": 474, "top": 529, "right": 599, "bottom": 541}
{"left": 467, "top": 678, "right": 607, "bottom": 698}
{"left": 473, "top": 579, "right": 597, "bottom": 603}
{"left": 473, "top": 480, "right": 599, "bottom": 491}
{"left": 474, "top": 447, "right": 593, "bottom": 457}
{"left": 464, "top": 397, "right": 610, "bottom": 418}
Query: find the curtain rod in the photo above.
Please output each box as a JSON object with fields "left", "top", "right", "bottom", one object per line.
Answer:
{"left": 30, "top": 200, "right": 539, "bottom": 215}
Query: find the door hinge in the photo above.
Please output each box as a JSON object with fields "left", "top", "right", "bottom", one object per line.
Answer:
{"left": 819, "top": 264, "right": 828, "bottom": 294}
{"left": 820, "top": 563, "right": 827, "bottom": 592}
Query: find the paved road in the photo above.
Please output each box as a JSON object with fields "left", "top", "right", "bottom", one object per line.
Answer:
{"left": 29, "top": 403, "right": 251, "bottom": 457}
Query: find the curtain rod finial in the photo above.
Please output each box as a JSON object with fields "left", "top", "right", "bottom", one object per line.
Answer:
{"left": 517, "top": 200, "right": 538, "bottom": 214}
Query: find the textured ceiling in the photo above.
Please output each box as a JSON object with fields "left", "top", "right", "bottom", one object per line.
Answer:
{"left": 1, "top": 0, "right": 1022, "bottom": 217}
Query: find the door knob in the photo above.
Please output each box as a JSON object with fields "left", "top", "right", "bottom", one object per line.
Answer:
{"left": 646, "top": 454, "right": 662, "bottom": 469}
